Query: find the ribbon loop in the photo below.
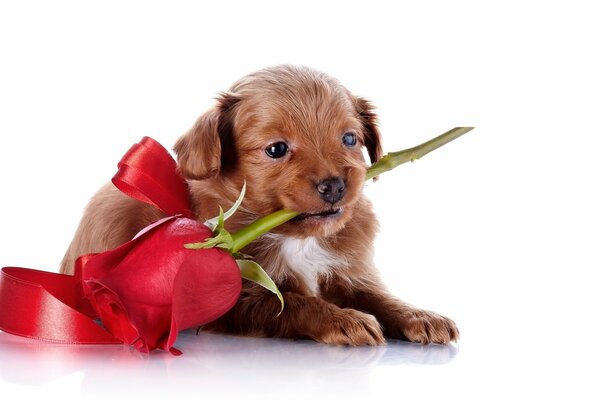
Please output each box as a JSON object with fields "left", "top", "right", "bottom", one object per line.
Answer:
{"left": 112, "top": 136, "right": 193, "bottom": 218}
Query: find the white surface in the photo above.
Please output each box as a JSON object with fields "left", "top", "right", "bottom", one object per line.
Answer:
{"left": 1, "top": 1, "right": 599, "bottom": 399}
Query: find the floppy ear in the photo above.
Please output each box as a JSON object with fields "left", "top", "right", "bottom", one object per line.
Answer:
{"left": 174, "top": 93, "right": 240, "bottom": 180}
{"left": 355, "top": 97, "right": 383, "bottom": 165}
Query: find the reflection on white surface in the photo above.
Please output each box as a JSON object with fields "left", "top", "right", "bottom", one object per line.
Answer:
{"left": 0, "top": 330, "right": 457, "bottom": 398}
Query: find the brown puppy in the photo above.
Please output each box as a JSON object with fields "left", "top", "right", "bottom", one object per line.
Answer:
{"left": 60, "top": 65, "right": 459, "bottom": 345}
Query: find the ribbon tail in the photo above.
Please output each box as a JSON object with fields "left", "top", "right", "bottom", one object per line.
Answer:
{"left": 0, "top": 267, "right": 120, "bottom": 344}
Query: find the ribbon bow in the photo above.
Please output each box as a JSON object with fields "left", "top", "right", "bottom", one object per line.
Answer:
{"left": 0, "top": 137, "right": 242, "bottom": 355}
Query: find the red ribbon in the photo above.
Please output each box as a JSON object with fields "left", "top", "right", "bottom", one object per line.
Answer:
{"left": 112, "top": 136, "right": 192, "bottom": 219}
{"left": 0, "top": 137, "right": 204, "bottom": 351}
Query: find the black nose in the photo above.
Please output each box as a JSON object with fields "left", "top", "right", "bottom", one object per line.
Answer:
{"left": 316, "top": 177, "right": 346, "bottom": 204}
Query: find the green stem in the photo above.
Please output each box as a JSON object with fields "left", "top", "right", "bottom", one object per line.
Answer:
{"left": 229, "top": 127, "right": 473, "bottom": 252}
{"left": 230, "top": 209, "right": 300, "bottom": 253}
{"left": 365, "top": 127, "right": 474, "bottom": 180}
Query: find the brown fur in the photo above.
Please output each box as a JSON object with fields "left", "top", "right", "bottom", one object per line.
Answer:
{"left": 60, "top": 65, "right": 458, "bottom": 345}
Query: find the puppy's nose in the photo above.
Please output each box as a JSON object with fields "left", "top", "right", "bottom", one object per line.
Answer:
{"left": 316, "top": 177, "right": 346, "bottom": 204}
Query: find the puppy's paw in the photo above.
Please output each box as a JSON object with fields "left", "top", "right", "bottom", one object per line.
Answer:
{"left": 317, "top": 309, "right": 385, "bottom": 346}
{"left": 396, "top": 309, "right": 459, "bottom": 345}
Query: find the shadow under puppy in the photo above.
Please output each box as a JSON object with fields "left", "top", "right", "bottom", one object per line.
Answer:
{"left": 60, "top": 65, "right": 459, "bottom": 345}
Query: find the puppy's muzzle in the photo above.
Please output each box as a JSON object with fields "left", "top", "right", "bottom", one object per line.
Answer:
{"left": 317, "top": 177, "right": 346, "bottom": 205}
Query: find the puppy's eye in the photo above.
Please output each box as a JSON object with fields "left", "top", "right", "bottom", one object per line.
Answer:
{"left": 342, "top": 132, "right": 357, "bottom": 147}
{"left": 265, "top": 142, "right": 289, "bottom": 159}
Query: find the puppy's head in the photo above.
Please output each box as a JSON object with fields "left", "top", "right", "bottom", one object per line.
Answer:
{"left": 175, "top": 65, "right": 382, "bottom": 238}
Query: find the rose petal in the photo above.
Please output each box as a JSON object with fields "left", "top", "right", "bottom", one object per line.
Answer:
{"left": 166, "top": 247, "right": 241, "bottom": 350}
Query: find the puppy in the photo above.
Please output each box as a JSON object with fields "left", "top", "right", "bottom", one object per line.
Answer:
{"left": 60, "top": 65, "right": 459, "bottom": 345}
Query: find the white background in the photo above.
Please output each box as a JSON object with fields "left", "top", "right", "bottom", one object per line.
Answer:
{"left": 1, "top": 1, "right": 599, "bottom": 399}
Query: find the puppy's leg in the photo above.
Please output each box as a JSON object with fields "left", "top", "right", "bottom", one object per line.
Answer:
{"left": 323, "top": 279, "right": 459, "bottom": 345}
{"left": 207, "top": 289, "right": 385, "bottom": 345}
{"left": 356, "top": 289, "right": 459, "bottom": 345}
{"left": 59, "top": 183, "right": 164, "bottom": 275}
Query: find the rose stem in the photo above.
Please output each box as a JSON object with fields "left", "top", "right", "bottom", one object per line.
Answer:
{"left": 229, "top": 209, "right": 300, "bottom": 253}
{"left": 365, "top": 126, "right": 473, "bottom": 180}
{"left": 229, "top": 126, "right": 474, "bottom": 253}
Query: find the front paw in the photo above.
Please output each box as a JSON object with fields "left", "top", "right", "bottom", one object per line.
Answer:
{"left": 316, "top": 309, "right": 385, "bottom": 346}
{"left": 394, "top": 309, "right": 459, "bottom": 345}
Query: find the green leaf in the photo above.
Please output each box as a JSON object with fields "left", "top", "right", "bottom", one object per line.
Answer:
{"left": 232, "top": 252, "right": 254, "bottom": 260}
{"left": 216, "top": 206, "right": 225, "bottom": 231}
{"left": 205, "top": 181, "right": 247, "bottom": 230}
{"left": 188, "top": 181, "right": 248, "bottom": 250}
{"left": 236, "top": 259, "right": 284, "bottom": 316}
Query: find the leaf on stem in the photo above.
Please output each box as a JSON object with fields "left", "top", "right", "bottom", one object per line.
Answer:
{"left": 204, "top": 181, "right": 247, "bottom": 230}
{"left": 236, "top": 259, "right": 284, "bottom": 316}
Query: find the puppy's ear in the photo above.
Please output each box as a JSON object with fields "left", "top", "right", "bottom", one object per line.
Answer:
{"left": 174, "top": 92, "right": 240, "bottom": 180}
{"left": 355, "top": 97, "right": 383, "bottom": 165}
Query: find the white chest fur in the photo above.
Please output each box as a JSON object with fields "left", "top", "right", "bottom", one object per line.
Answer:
{"left": 279, "top": 236, "right": 346, "bottom": 295}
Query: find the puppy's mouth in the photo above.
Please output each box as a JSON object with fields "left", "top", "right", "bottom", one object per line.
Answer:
{"left": 292, "top": 208, "right": 343, "bottom": 222}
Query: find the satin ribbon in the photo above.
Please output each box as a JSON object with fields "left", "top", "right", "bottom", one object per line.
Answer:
{"left": 0, "top": 137, "right": 191, "bottom": 345}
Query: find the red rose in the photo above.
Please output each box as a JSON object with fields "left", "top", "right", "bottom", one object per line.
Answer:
{"left": 79, "top": 216, "right": 242, "bottom": 354}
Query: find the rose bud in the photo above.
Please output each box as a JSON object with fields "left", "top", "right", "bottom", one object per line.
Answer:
{"left": 79, "top": 216, "right": 242, "bottom": 355}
